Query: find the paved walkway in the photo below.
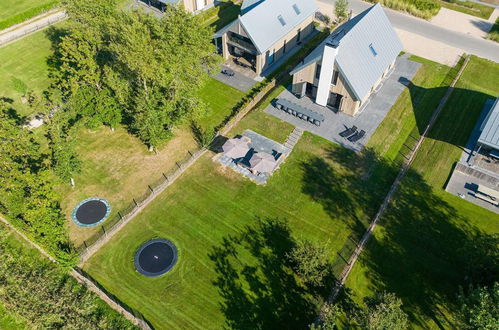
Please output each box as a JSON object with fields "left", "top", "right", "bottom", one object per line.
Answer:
{"left": 0, "top": 9, "right": 67, "bottom": 46}
{"left": 317, "top": 0, "right": 499, "bottom": 63}
{"left": 264, "top": 55, "right": 420, "bottom": 151}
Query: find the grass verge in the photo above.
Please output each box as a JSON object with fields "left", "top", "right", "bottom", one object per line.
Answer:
{"left": 487, "top": 17, "right": 499, "bottom": 43}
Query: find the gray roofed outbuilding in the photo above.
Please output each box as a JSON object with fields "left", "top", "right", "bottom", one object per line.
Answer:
{"left": 478, "top": 97, "right": 499, "bottom": 150}
{"left": 249, "top": 152, "right": 277, "bottom": 173}
{"left": 290, "top": 4, "right": 403, "bottom": 101}
{"left": 222, "top": 138, "right": 250, "bottom": 159}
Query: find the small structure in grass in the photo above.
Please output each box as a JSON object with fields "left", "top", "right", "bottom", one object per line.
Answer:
{"left": 216, "top": 130, "right": 291, "bottom": 184}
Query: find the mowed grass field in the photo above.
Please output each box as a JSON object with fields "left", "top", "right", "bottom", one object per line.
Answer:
{"left": 345, "top": 56, "right": 499, "bottom": 328}
{"left": 82, "top": 88, "right": 406, "bottom": 329}
{"left": 0, "top": 28, "right": 53, "bottom": 116}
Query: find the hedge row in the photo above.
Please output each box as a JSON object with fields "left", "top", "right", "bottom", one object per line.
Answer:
{"left": 0, "top": 1, "right": 59, "bottom": 31}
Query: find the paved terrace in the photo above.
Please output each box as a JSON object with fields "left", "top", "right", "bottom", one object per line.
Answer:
{"left": 215, "top": 130, "right": 292, "bottom": 184}
{"left": 264, "top": 55, "right": 421, "bottom": 151}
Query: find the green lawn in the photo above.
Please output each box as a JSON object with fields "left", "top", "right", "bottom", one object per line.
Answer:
{"left": 344, "top": 56, "right": 499, "bottom": 328}
{"left": 82, "top": 87, "right": 401, "bottom": 329}
{"left": 0, "top": 27, "right": 53, "bottom": 116}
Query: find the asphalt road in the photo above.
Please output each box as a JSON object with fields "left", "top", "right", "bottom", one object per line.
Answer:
{"left": 319, "top": 0, "right": 499, "bottom": 63}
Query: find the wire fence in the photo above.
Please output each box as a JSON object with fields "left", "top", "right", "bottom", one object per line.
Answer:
{"left": 76, "top": 147, "right": 202, "bottom": 254}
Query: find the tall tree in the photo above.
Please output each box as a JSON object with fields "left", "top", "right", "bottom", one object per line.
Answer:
{"left": 457, "top": 283, "right": 499, "bottom": 329}
{"left": 287, "top": 240, "right": 331, "bottom": 287}
{"left": 0, "top": 102, "right": 75, "bottom": 265}
{"left": 355, "top": 292, "right": 409, "bottom": 330}
{"left": 54, "top": 0, "right": 221, "bottom": 147}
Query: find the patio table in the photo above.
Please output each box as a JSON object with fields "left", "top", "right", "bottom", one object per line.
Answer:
{"left": 275, "top": 98, "right": 324, "bottom": 125}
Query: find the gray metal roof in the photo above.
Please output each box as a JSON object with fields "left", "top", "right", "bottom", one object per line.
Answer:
{"left": 478, "top": 97, "right": 499, "bottom": 150}
{"left": 239, "top": 0, "right": 317, "bottom": 53}
{"left": 290, "top": 4, "right": 402, "bottom": 101}
{"left": 240, "top": 0, "right": 264, "bottom": 14}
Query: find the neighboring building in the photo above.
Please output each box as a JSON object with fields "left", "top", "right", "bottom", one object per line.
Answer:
{"left": 290, "top": 3, "right": 402, "bottom": 116}
{"left": 477, "top": 97, "right": 499, "bottom": 157}
{"left": 142, "top": 0, "right": 214, "bottom": 13}
{"left": 215, "top": 0, "right": 317, "bottom": 75}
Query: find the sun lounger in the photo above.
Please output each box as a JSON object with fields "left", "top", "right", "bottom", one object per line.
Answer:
{"left": 339, "top": 126, "right": 357, "bottom": 138}
{"left": 348, "top": 130, "right": 365, "bottom": 142}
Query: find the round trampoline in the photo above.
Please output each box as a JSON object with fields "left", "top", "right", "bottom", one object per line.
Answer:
{"left": 135, "top": 239, "right": 178, "bottom": 277}
{"left": 71, "top": 198, "right": 111, "bottom": 227}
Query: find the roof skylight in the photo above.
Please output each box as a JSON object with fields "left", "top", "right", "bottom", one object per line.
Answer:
{"left": 292, "top": 4, "right": 301, "bottom": 15}
{"left": 369, "top": 43, "right": 378, "bottom": 56}
{"left": 278, "top": 15, "right": 286, "bottom": 26}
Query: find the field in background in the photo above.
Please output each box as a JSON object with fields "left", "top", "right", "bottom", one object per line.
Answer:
{"left": 345, "top": 56, "right": 499, "bottom": 328}
{"left": 0, "top": 0, "right": 58, "bottom": 31}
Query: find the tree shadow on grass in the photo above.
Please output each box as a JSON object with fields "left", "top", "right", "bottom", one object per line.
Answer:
{"left": 301, "top": 147, "right": 399, "bottom": 240}
{"left": 299, "top": 144, "right": 498, "bottom": 327}
{"left": 209, "top": 217, "right": 327, "bottom": 329}
{"left": 350, "top": 169, "right": 498, "bottom": 328}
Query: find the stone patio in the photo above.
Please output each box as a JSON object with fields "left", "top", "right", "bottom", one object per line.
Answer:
{"left": 264, "top": 54, "right": 421, "bottom": 151}
{"left": 214, "top": 64, "right": 258, "bottom": 93}
{"left": 215, "top": 130, "right": 291, "bottom": 184}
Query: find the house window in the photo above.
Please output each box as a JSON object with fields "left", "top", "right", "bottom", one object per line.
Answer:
{"left": 283, "top": 40, "right": 287, "bottom": 54}
{"left": 331, "top": 70, "right": 339, "bottom": 85}
{"left": 297, "top": 28, "right": 301, "bottom": 42}
{"left": 315, "top": 64, "right": 321, "bottom": 80}
{"left": 278, "top": 15, "right": 286, "bottom": 26}
{"left": 369, "top": 43, "right": 378, "bottom": 56}
{"left": 292, "top": 4, "right": 301, "bottom": 15}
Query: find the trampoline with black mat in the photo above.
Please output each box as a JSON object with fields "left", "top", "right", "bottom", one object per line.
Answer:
{"left": 71, "top": 197, "right": 111, "bottom": 227}
{"left": 135, "top": 239, "right": 178, "bottom": 277}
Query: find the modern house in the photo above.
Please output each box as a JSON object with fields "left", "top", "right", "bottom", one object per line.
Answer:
{"left": 290, "top": 3, "right": 402, "bottom": 116}
{"left": 214, "top": 0, "right": 317, "bottom": 75}
{"left": 477, "top": 97, "right": 499, "bottom": 158}
{"left": 142, "top": 0, "right": 214, "bottom": 13}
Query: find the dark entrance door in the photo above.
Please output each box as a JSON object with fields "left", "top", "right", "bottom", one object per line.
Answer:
{"left": 327, "top": 92, "right": 343, "bottom": 111}
{"left": 305, "top": 83, "right": 318, "bottom": 99}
